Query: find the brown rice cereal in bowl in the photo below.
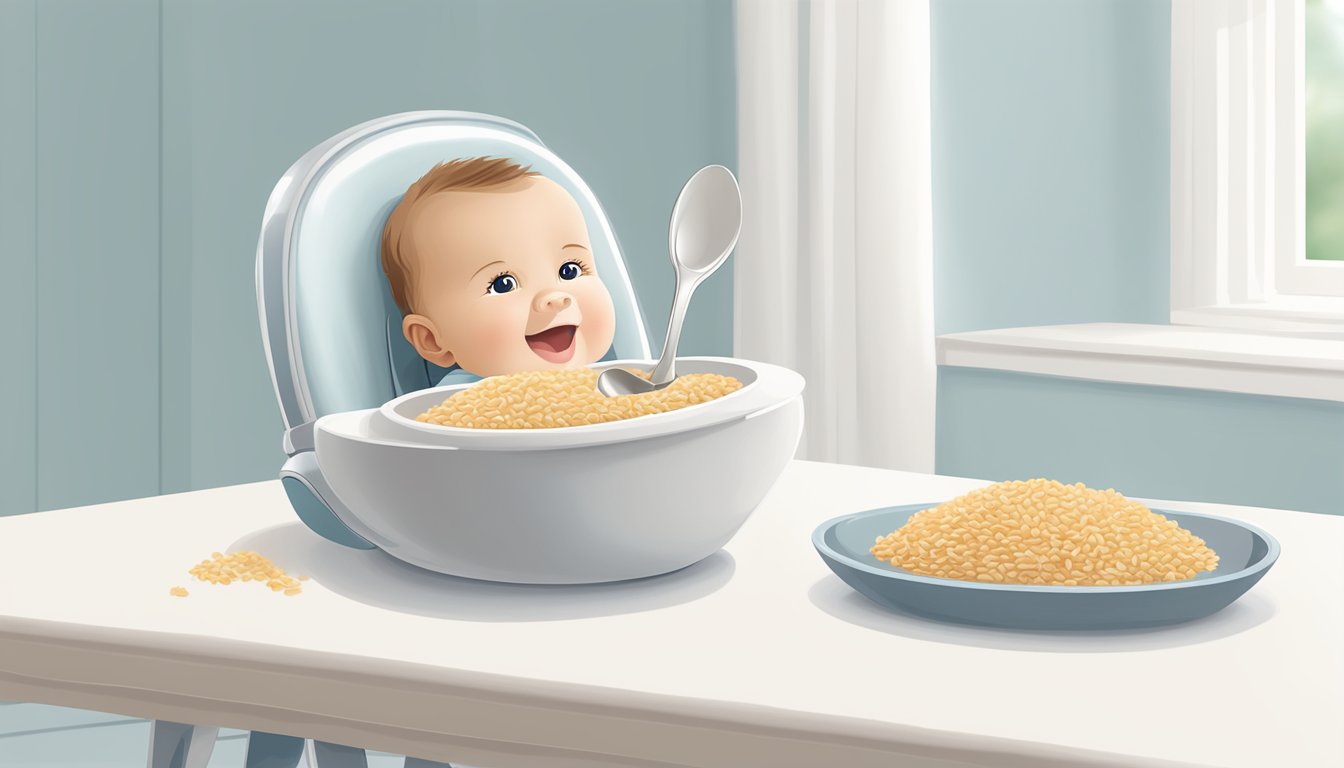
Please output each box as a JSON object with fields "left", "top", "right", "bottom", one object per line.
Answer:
{"left": 871, "top": 479, "right": 1219, "bottom": 586}
{"left": 415, "top": 368, "right": 743, "bottom": 429}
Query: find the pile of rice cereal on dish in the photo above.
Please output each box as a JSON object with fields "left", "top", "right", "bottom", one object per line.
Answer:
{"left": 871, "top": 479, "right": 1219, "bottom": 586}
{"left": 416, "top": 368, "right": 742, "bottom": 429}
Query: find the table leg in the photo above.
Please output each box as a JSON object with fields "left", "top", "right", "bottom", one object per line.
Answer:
{"left": 147, "top": 720, "right": 218, "bottom": 768}
{"left": 244, "top": 731, "right": 306, "bottom": 768}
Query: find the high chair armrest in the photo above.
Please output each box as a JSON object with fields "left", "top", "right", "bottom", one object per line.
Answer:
{"left": 279, "top": 452, "right": 376, "bottom": 550}
{"left": 284, "top": 420, "right": 316, "bottom": 455}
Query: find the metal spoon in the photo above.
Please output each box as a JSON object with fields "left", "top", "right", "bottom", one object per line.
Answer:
{"left": 597, "top": 164, "right": 742, "bottom": 397}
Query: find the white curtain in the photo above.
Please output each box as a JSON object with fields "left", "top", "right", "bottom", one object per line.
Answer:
{"left": 735, "top": 0, "right": 936, "bottom": 472}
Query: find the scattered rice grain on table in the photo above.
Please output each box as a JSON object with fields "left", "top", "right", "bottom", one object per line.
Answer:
{"left": 416, "top": 368, "right": 743, "bottom": 429}
{"left": 186, "top": 550, "right": 303, "bottom": 595}
{"left": 871, "top": 479, "right": 1219, "bottom": 586}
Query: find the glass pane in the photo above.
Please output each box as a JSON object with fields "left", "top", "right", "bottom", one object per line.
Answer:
{"left": 1306, "top": 0, "right": 1344, "bottom": 260}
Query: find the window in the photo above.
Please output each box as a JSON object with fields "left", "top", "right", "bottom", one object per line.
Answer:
{"left": 1171, "top": 0, "right": 1344, "bottom": 332}
{"left": 1307, "top": 0, "right": 1344, "bottom": 263}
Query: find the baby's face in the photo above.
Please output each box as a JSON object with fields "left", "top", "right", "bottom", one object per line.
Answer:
{"left": 402, "top": 176, "right": 617, "bottom": 377}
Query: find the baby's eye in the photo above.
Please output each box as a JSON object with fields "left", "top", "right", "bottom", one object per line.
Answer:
{"left": 558, "top": 261, "right": 583, "bottom": 281}
{"left": 487, "top": 273, "right": 518, "bottom": 295}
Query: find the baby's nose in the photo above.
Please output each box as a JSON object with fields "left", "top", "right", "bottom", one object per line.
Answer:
{"left": 534, "top": 291, "right": 573, "bottom": 312}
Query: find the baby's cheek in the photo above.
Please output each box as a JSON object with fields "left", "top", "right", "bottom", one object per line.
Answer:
{"left": 578, "top": 283, "right": 617, "bottom": 358}
{"left": 480, "top": 314, "right": 521, "bottom": 347}
{"left": 463, "top": 304, "right": 528, "bottom": 370}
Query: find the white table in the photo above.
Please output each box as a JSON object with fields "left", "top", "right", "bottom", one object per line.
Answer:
{"left": 0, "top": 460, "right": 1340, "bottom": 768}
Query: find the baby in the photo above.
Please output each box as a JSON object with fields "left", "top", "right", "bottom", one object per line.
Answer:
{"left": 381, "top": 157, "right": 617, "bottom": 385}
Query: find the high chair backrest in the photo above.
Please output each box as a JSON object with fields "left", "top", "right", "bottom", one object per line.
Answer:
{"left": 256, "top": 111, "right": 651, "bottom": 450}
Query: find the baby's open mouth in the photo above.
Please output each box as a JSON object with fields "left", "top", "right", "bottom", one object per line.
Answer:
{"left": 526, "top": 324, "right": 578, "bottom": 363}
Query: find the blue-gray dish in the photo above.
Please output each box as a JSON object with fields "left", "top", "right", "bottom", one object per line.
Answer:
{"left": 813, "top": 503, "right": 1279, "bottom": 631}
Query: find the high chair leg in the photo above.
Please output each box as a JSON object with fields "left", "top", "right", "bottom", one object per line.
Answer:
{"left": 402, "top": 757, "right": 457, "bottom": 768}
{"left": 244, "top": 731, "right": 305, "bottom": 768}
{"left": 147, "top": 720, "right": 218, "bottom": 768}
{"left": 308, "top": 739, "right": 370, "bottom": 768}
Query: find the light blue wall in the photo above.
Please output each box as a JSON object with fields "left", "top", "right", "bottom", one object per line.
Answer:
{"left": 0, "top": 0, "right": 736, "bottom": 515}
{"left": 7, "top": 0, "right": 1332, "bottom": 517}
{"left": 0, "top": 0, "right": 37, "bottom": 519}
{"left": 931, "top": 0, "right": 1343, "bottom": 515}
{"left": 937, "top": 369, "right": 1344, "bottom": 515}
{"left": 932, "top": 0, "right": 1171, "bottom": 335}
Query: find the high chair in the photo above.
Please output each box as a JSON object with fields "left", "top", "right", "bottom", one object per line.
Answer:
{"left": 148, "top": 110, "right": 651, "bottom": 768}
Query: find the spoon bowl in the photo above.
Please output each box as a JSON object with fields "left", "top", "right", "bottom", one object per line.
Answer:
{"left": 598, "top": 165, "right": 742, "bottom": 398}
{"left": 671, "top": 165, "right": 742, "bottom": 272}
{"left": 595, "top": 366, "right": 659, "bottom": 396}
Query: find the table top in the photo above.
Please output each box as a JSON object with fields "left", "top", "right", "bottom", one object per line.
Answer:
{"left": 1, "top": 460, "right": 1340, "bottom": 768}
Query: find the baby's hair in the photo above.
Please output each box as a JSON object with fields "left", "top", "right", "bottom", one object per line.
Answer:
{"left": 381, "top": 157, "right": 540, "bottom": 316}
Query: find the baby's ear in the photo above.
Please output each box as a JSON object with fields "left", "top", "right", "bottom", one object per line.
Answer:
{"left": 403, "top": 315, "right": 456, "bottom": 368}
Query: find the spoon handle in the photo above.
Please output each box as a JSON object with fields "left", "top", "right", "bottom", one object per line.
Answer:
{"left": 650, "top": 272, "right": 698, "bottom": 386}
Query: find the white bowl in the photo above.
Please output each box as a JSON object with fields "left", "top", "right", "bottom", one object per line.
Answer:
{"left": 313, "top": 357, "right": 805, "bottom": 584}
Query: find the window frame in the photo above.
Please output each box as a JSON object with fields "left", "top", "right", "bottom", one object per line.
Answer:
{"left": 1170, "top": 0, "right": 1344, "bottom": 333}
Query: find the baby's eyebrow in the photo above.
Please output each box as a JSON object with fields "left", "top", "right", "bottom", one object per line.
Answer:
{"left": 471, "top": 259, "right": 507, "bottom": 281}
{"left": 561, "top": 243, "right": 589, "bottom": 251}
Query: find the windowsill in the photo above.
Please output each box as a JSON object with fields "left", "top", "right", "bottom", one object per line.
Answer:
{"left": 1170, "top": 295, "right": 1344, "bottom": 335}
{"left": 935, "top": 323, "right": 1344, "bottom": 404}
